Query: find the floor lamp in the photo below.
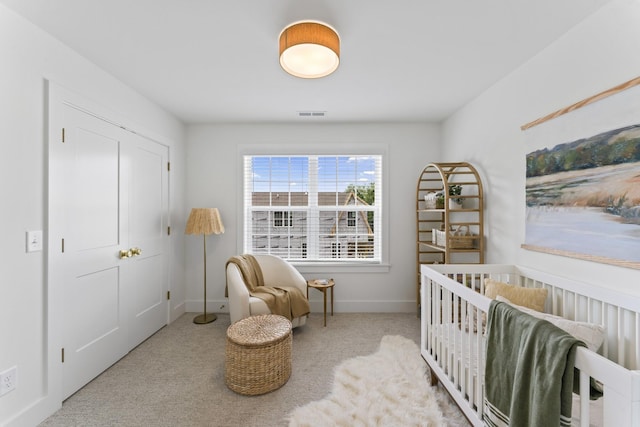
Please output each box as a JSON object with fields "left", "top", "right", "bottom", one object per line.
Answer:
{"left": 185, "top": 207, "right": 225, "bottom": 324}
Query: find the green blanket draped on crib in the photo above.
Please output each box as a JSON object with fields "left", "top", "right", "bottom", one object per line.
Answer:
{"left": 484, "top": 300, "right": 585, "bottom": 427}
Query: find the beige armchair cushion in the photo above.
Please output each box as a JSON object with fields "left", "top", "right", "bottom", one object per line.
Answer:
{"left": 226, "top": 254, "right": 308, "bottom": 327}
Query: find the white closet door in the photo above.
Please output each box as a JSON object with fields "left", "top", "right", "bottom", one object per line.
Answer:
{"left": 57, "top": 106, "right": 129, "bottom": 399}
{"left": 123, "top": 133, "right": 169, "bottom": 349}
{"left": 50, "top": 91, "right": 169, "bottom": 400}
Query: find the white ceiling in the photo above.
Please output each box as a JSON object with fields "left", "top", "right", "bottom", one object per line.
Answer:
{"left": 1, "top": 0, "right": 612, "bottom": 124}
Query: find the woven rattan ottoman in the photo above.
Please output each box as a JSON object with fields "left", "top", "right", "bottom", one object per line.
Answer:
{"left": 225, "top": 314, "right": 292, "bottom": 395}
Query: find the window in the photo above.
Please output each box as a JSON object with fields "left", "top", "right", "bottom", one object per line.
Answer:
{"left": 347, "top": 211, "right": 356, "bottom": 227}
{"left": 273, "top": 211, "right": 292, "bottom": 227}
{"left": 243, "top": 154, "right": 382, "bottom": 263}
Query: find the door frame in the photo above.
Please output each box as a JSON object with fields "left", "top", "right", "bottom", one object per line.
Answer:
{"left": 46, "top": 81, "right": 171, "bottom": 409}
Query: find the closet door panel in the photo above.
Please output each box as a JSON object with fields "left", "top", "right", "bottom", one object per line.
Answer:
{"left": 56, "top": 106, "right": 128, "bottom": 399}
{"left": 125, "top": 134, "right": 169, "bottom": 349}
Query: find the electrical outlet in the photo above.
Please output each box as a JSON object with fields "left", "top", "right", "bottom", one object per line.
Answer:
{"left": 0, "top": 366, "right": 17, "bottom": 396}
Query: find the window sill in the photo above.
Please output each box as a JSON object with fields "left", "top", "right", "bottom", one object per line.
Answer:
{"left": 292, "top": 262, "right": 390, "bottom": 274}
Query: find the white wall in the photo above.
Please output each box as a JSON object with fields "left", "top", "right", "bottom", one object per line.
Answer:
{"left": 442, "top": 0, "right": 640, "bottom": 296}
{"left": 0, "top": 5, "right": 186, "bottom": 426}
{"left": 185, "top": 123, "right": 440, "bottom": 314}
{"left": 7, "top": 0, "right": 637, "bottom": 424}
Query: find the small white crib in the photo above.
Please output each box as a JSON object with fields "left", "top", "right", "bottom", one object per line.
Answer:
{"left": 420, "top": 264, "right": 640, "bottom": 427}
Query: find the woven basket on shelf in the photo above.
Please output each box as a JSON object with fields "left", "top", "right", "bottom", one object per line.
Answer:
{"left": 449, "top": 225, "right": 476, "bottom": 249}
{"left": 225, "top": 314, "right": 292, "bottom": 396}
{"left": 434, "top": 225, "right": 476, "bottom": 249}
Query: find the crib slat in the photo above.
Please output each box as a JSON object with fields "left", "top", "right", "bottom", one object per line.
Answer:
{"left": 435, "top": 282, "right": 441, "bottom": 370}
{"left": 602, "top": 303, "right": 609, "bottom": 359}
{"left": 579, "top": 371, "right": 590, "bottom": 427}
{"left": 618, "top": 307, "right": 624, "bottom": 366}
{"left": 448, "top": 313, "right": 452, "bottom": 371}
{"left": 461, "top": 299, "right": 467, "bottom": 399}
{"left": 476, "top": 304, "right": 483, "bottom": 419}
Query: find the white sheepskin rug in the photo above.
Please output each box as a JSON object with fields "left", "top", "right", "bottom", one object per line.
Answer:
{"left": 287, "top": 335, "right": 445, "bottom": 427}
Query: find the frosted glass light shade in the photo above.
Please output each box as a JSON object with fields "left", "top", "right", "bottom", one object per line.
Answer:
{"left": 279, "top": 21, "right": 340, "bottom": 79}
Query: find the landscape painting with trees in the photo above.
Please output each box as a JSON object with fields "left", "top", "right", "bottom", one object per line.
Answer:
{"left": 523, "top": 78, "right": 640, "bottom": 269}
{"left": 525, "top": 123, "right": 640, "bottom": 268}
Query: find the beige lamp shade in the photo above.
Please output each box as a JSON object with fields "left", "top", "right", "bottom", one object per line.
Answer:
{"left": 279, "top": 21, "right": 340, "bottom": 79}
{"left": 185, "top": 208, "right": 225, "bottom": 235}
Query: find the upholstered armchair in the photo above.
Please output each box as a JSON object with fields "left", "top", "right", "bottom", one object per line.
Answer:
{"left": 226, "top": 254, "right": 308, "bottom": 327}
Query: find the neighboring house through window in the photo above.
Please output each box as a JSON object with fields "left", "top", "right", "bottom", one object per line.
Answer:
{"left": 242, "top": 154, "right": 383, "bottom": 263}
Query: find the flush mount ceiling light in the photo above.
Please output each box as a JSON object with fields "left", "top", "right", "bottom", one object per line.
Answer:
{"left": 279, "top": 21, "right": 340, "bottom": 79}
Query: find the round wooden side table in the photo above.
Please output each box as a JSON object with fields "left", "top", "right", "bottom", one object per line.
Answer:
{"left": 306, "top": 279, "right": 335, "bottom": 327}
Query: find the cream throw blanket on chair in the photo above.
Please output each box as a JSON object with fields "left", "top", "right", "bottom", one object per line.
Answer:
{"left": 225, "top": 255, "right": 310, "bottom": 321}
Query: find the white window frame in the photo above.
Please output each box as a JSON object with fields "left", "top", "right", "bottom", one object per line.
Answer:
{"left": 237, "top": 143, "right": 390, "bottom": 274}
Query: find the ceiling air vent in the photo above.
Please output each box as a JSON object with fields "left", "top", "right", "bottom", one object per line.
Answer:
{"left": 298, "top": 111, "right": 326, "bottom": 117}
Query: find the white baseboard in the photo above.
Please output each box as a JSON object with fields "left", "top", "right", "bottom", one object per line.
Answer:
{"left": 2, "top": 394, "right": 60, "bottom": 427}
{"left": 185, "top": 299, "right": 416, "bottom": 314}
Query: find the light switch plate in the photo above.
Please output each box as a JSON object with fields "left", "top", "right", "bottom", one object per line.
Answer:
{"left": 26, "top": 230, "right": 43, "bottom": 252}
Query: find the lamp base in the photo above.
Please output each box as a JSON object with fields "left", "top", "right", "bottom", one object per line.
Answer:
{"left": 193, "top": 313, "right": 217, "bottom": 324}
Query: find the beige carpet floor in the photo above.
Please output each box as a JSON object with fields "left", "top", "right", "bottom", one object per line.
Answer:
{"left": 39, "top": 312, "right": 470, "bottom": 427}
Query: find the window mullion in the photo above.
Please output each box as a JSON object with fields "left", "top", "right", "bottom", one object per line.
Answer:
{"left": 308, "top": 156, "right": 319, "bottom": 259}
{"left": 244, "top": 156, "right": 253, "bottom": 252}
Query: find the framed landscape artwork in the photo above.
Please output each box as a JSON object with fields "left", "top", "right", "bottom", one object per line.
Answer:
{"left": 521, "top": 77, "right": 640, "bottom": 269}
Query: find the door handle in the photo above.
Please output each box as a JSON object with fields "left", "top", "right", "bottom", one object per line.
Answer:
{"left": 130, "top": 247, "right": 142, "bottom": 256}
{"left": 119, "top": 249, "right": 133, "bottom": 259}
